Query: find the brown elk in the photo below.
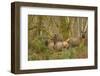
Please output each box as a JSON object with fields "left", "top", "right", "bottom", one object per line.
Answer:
{"left": 54, "top": 40, "right": 69, "bottom": 51}
{"left": 46, "top": 38, "right": 69, "bottom": 51}
{"left": 45, "top": 24, "right": 87, "bottom": 50}
{"left": 68, "top": 24, "right": 88, "bottom": 47}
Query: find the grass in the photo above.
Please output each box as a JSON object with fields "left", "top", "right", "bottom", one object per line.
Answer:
{"left": 28, "top": 40, "right": 88, "bottom": 60}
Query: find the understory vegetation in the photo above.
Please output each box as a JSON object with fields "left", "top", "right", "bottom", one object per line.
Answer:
{"left": 28, "top": 15, "right": 88, "bottom": 60}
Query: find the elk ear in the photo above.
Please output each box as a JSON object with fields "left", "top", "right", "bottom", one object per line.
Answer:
{"left": 66, "top": 38, "right": 70, "bottom": 43}
{"left": 84, "top": 30, "right": 87, "bottom": 33}
{"left": 84, "top": 24, "right": 88, "bottom": 33}
{"left": 80, "top": 30, "right": 83, "bottom": 33}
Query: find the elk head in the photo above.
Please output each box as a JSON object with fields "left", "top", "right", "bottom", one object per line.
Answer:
{"left": 80, "top": 23, "right": 88, "bottom": 45}
{"left": 80, "top": 23, "right": 88, "bottom": 39}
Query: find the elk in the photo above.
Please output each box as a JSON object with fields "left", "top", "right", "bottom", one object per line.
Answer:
{"left": 54, "top": 40, "right": 69, "bottom": 51}
{"left": 68, "top": 24, "right": 88, "bottom": 47}
{"left": 45, "top": 23, "right": 87, "bottom": 50}
{"left": 45, "top": 38, "right": 69, "bottom": 51}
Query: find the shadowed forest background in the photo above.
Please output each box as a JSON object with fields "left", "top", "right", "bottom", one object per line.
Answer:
{"left": 28, "top": 15, "right": 88, "bottom": 60}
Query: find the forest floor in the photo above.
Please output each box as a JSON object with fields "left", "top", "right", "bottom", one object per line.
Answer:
{"left": 28, "top": 45, "right": 88, "bottom": 60}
